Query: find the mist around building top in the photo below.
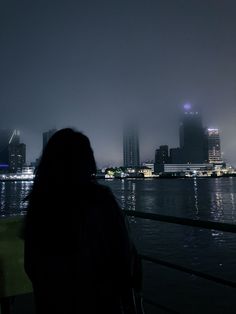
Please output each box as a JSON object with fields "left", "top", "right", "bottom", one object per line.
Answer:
{"left": 0, "top": 105, "right": 235, "bottom": 178}
{"left": 1, "top": 1, "right": 236, "bottom": 167}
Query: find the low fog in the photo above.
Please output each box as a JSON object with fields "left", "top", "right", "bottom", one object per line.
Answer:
{"left": 1, "top": 0, "right": 236, "bottom": 166}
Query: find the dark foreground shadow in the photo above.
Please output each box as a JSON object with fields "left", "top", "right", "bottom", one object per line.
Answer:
{"left": 12, "top": 293, "right": 35, "bottom": 314}
{"left": 0, "top": 258, "right": 35, "bottom": 314}
{"left": 0, "top": 258, "right": 12, "bottom": 314}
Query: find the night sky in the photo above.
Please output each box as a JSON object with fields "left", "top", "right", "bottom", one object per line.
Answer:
{"left": 1, "top": 0, "right": 236, "bottom": 167}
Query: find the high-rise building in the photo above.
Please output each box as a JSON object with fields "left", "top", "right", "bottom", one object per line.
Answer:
{"left": 179, "top": 107, "right": 207, "bottom": 163}
{"left": 155, "top": 145, "right": 169, "bottom": 164}
{"left": 9, "top": 143, "right": 26, "bottom": 172}
{"left": 154, "top": 105, "right": 224, "bottom": 171}
{"left": 154, "top": 145, "right": 169, "bottom": 173}
{"left": 0, "top": 129, "right": 21, "bottom": 172}
{"left": 169, "top": 147, "right": 183, "bottom": 164}
{"left": 43, "top": 129, "right": 57, "bottom": 150}
{"left": 123, "top": 126, "right": 140, "bottom": 168}
{"left": 207, "top": 128, "right": 222, "bottom": 164}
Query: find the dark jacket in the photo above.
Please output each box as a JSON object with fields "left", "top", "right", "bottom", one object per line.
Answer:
{"left": 24, "top": 183, "right": 140, "bottom": 314}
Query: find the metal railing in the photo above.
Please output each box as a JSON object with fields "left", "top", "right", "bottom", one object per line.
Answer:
{"left": 124, "top": 210, "right": 236, "bottom": 313}
{"left": 1, "top": 213, "right": 236, "bottom": 313}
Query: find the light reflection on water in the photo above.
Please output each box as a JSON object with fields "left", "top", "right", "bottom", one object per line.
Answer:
{"left": 193, "top": 177, "right": 199, "bottom": 216}
{"left": 0, "top": 178, "right": 236, "bottom": 312}
{"left": 105, "top": 178, "right": 236, "bottom": 313}
{"left": 1, "top": 177, "right": 236, "bottom": 224}
{"left": 0, "top": 181, "right": 32, "bottom": 217}
{"left": 106, "top": 178, "right": 236, "bottom": 223}
{"left": 120, "top": 179, "right": 136, "bottom": 211}
{"left": 1, "top": 178, "right": 235, "bottom": 222}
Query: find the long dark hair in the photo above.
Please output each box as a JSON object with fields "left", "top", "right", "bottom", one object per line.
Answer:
{"left": 28, "top": 128, "right": 97, "bottom": 207}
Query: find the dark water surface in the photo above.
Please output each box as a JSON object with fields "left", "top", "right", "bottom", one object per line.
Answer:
{"left": 106, "top": 178, "right": 236, "bottom": 314}
{"left": 1, "top": 178, "right": 236, "bottom": 313}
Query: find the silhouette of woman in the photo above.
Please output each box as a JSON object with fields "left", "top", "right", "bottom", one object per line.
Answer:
{"left": 24, "top": 128, "right": 142, "bottom": 314}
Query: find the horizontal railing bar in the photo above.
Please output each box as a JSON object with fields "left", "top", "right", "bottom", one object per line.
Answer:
{"left": 141, "top": 254, "right": 236, "bottom": 288}
{"left": 142, "top": 297, "right": 180, "bottom": 314}
{"left": 124, "top": 210, "right": 236, "bottom": 233}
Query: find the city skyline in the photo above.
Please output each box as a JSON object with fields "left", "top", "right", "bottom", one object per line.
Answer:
{"left": 1, "top": 1, "right": 236, "bottom": 166}
{"left": 0, "top": 106, "right": 230, "bottom": 170}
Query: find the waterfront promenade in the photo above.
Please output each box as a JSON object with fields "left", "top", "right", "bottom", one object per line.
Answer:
{"left": 1, "top": 178, "right": 236, "bottom": 313}
{"left": 1, "top": 211, "right": 236, "bottom": 313}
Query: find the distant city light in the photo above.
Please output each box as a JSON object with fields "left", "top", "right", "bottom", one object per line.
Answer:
{"left": 184, "top": 103, "right": 192, "bottom": 111}
{"left": 0, "top": 164, "right": 9, "bottom": 168}
{"left": 208, "top": 128, "right": 219, "bottom": 131}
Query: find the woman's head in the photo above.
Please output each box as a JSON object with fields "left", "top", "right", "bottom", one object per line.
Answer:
{"left": 35, "top": 128, "right": 96, "bottom": 185}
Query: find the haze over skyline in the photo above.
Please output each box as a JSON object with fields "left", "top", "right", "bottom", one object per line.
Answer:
{"left": 1, "top": 0, "right": 236, "bottom": 167}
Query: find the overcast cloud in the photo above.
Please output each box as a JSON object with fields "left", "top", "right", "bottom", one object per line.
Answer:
{"left": 0, "top": 0, "right": 236, "bottom": 167}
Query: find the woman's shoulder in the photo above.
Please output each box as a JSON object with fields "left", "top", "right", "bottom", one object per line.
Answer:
{"left": 90, "top": 182, "right": 117, "bottom": 204}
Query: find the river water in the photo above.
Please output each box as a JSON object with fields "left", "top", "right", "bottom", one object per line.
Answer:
{"left": 0, "top": 177, "right": 236, "bottom": 313}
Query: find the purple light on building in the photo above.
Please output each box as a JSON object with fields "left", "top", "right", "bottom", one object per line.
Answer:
{"left": 184, "top": 103, "right": 192, "bottom": 111}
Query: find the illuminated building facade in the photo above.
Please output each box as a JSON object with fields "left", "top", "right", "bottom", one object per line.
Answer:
{"left": 156, "top": 163, "right": 213, "bottom": 174}
{"left": 142, "top": 162, "right": 154, "bottom": 172}
{"left": 0, "top": 129, "right": 25, "bottom": 172}
{"left": 207, "top": 128, "right": 222, "bottom": 164}
{"left": 123, "top": 127, "right": 140, "bottom": 168}
{"left": 9, "top": 143, "right": 26, "bottom": 172}
{"left": 153, "top": 105, "right": 225, "bottom": 173}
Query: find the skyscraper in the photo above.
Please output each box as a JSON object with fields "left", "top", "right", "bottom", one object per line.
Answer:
{"left": 9, "top": 143, "right": 26, "bottom": 172}
{"left": 43, "top": 129, "right": 57, "bottom": 150}
{"left": 207, "top": 128, "right": 222, "bottom": 164}
{"left": 123, "top": 126, "right": 140, "bottom": 168}
{"left": 155, "top": 145, "right": 169, "bottom": 164}
{"left": 154, "top": 145, "right": 169, "bottom": 174}
{"left": 169, "top": 147, "right": 183, "bottom": 164}
{"left": 0, "top": 129, "right": 25, "bottom": 172}
{"left": 179, "top": 106, "right": 207, "bottom": 163}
